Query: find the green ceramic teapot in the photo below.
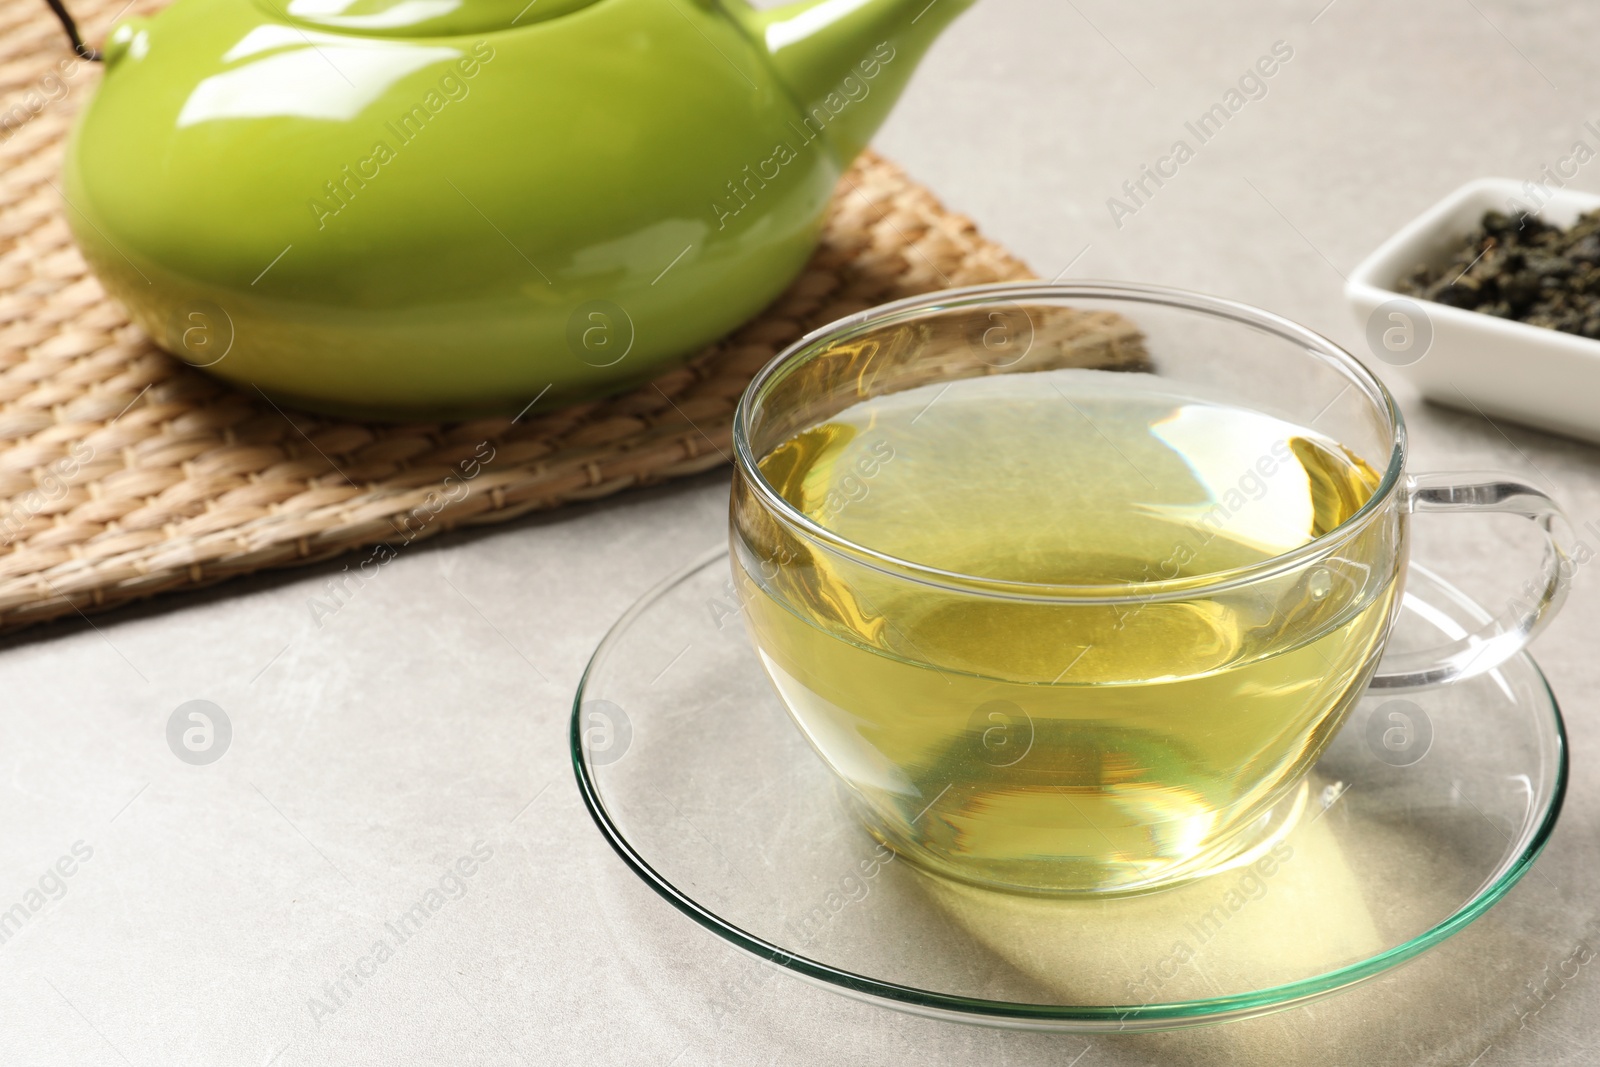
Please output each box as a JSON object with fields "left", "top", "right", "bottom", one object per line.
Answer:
{"left": 60, "top": 0, "right": 973, "bottom": 418}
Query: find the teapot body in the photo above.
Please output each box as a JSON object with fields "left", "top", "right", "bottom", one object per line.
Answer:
{"left": 64, "top": 0, "right": 909, "bottom": 416}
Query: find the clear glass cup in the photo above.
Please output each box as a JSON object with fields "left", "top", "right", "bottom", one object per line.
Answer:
{"left": 728, "top": 282, "right": 1571, "bottom": 896}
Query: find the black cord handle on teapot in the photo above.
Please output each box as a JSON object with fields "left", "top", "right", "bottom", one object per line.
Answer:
{"left": 42, "top": 0, "right": 103, "bottom": 61}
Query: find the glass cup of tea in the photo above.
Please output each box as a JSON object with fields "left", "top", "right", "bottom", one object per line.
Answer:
{"left": 728, "top": 282, "right": 1572, "bottom": 896}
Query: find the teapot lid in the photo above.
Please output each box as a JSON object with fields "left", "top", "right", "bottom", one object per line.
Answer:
{"left": 268, "top": 0, "right": 604, "bottom": 36}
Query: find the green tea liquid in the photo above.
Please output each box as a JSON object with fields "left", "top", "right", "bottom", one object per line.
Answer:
{"left": 736, "top": 372, "right": 1399, "bottom": 893}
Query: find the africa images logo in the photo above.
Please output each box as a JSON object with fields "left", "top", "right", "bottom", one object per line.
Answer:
{"left": 308, "top": 42, "right": 497, "bottom": 230}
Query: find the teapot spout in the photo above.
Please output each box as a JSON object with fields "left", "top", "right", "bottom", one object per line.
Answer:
{"left": 731, "top": 0, "right": 976, "bottom": 164}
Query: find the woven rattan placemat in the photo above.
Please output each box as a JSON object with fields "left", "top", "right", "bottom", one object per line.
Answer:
{"left": 0, "top": 0, "right": 1047, "bottom": 632}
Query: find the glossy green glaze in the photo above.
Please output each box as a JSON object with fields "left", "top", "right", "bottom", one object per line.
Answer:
{"left": 63, "top": 0, "right": 974, "bottom": 418}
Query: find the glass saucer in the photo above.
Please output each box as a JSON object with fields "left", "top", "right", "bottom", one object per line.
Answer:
{"left": 571, "top": 548, "right": 1566, "bottom": 1031}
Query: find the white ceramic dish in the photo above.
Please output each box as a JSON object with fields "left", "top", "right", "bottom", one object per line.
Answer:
{"left": 1346, "top": 177, "right": 1600, "bottom": 444}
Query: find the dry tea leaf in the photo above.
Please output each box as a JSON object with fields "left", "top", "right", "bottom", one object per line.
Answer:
{"left": 1398, "top": 209, "right": 1600, "bottom": 339}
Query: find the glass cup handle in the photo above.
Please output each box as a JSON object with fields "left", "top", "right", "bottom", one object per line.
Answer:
{"left": 1371, "top": 472, "right": 1573, "bottom": 691}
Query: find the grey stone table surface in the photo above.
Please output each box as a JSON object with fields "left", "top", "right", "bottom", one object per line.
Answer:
{"left": 5, "top": 0, "right": 1600, "bottom": 1063}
